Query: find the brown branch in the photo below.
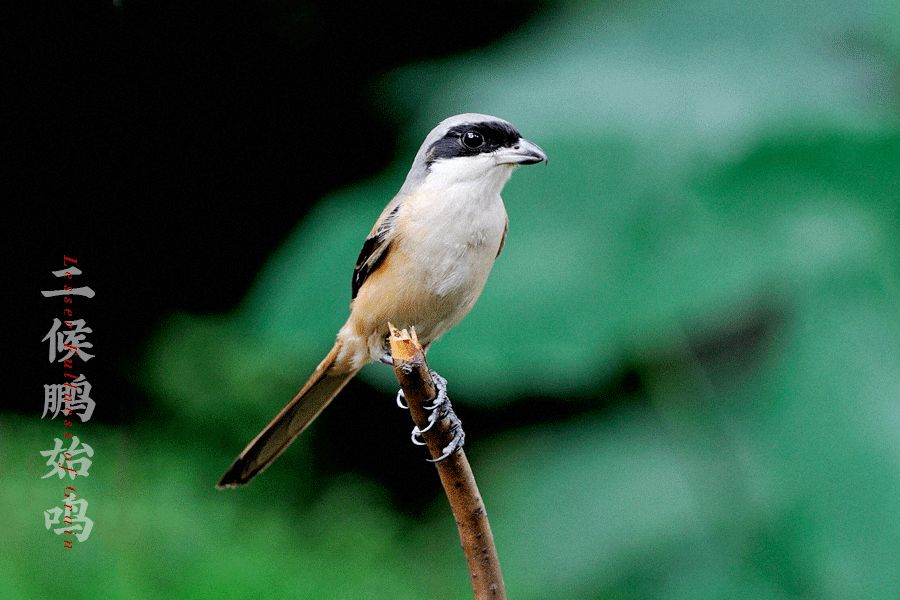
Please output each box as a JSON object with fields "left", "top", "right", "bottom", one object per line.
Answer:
{"left": 388, "top": 324, "right": 506, "bottom": 600}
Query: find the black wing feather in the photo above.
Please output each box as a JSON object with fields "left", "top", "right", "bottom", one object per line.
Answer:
{"left": 351, "top": 205, "right": 400, "bottom": 299}
{"left": 352, "top": 237, "right": 390, "bottom": 299}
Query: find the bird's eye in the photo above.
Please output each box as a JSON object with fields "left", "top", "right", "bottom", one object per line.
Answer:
{"left": 461, "top": 130, "right": 485, "bottom": 149}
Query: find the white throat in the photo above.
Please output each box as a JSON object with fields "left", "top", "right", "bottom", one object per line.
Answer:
{"left": 421, "top": 156, "right": 516, "bottom": 203}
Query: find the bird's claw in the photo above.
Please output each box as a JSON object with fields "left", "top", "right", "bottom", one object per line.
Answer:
{"left": 427, "top": 409, "right": 464, "bottom": 463}
{"left": 410, "top": 427, "right": 427, "bottom": 446}
{"left": 395, "top": 389, "right": 408, "bottom": 409}
{"left": 398, "top": 369, "right": 464, "bottom": 461}
{"left": 423, "top": 371, "right": 448, "bottom": 410}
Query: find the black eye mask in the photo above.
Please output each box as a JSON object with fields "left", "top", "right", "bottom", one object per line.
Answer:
{"left": 426, "top": 121, "right": 522, "bottom": 166}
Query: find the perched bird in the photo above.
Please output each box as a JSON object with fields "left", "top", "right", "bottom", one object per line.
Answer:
{"left": 218, "top": 113, "right": 546, "bottom": 488}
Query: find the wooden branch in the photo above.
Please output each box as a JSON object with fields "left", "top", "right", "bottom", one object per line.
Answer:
{"left": 388, "top": 324, "right": 506, "bottom": 600}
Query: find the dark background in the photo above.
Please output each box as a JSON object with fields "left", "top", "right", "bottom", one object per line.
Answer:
{"left": 7, "top": 0, "right": 541, "bottom": 419}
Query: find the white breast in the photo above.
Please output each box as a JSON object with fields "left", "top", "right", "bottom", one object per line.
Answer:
{"left": 401, "top": 162, "right": 511, "bottom": 300}
{"left": 379, "top": 161, "right": 509, "bottom": 350}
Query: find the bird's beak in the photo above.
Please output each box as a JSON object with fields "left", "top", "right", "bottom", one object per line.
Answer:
{"left": 494, "top": 138, "right": 548, "bottom": 165}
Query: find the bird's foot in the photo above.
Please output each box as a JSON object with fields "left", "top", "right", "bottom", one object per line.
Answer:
{"left": 427, "top": 410, "right": 464, "bottom": 463}
{"left": 403, "top": 370, "right": 464, "bottom": 462}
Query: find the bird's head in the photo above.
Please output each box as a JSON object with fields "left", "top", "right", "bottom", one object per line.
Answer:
{"left": 401, "top": 113, "right": 547, "bottom": 194}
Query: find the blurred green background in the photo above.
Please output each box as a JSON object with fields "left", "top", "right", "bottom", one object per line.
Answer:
{"left": 7, "top": 0, "right": 899, "bottom": 598}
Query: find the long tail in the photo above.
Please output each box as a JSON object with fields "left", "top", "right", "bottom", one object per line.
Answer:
{"left": 217, "top": 342, "right": 358, "bottom": 488}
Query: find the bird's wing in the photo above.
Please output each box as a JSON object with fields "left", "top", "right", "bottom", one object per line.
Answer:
{"left": 496, "top": 216, "right": 509, "bottom": 258}
{"left": 352, "top": 198, "right": 402, "bottom": 299}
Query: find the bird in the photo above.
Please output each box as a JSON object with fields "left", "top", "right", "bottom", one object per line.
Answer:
{"left": 217, "top": 113, "right": 546, "bottom": 488}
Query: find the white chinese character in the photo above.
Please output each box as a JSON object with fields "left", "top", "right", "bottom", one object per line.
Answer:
{"left": 42, "top": 374, "right": 96, "bottom": 422}
{"left": 42, "top": 318, "right": 95, "bottom": 362}
{"left": 40, "top": 265, "right": 95, "bottom": 298}
{"left": 40, "top": 436, "right": 94, "bottom": 479}
{"left": 44, "top": 493, "right": 94, "bottom": 542}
